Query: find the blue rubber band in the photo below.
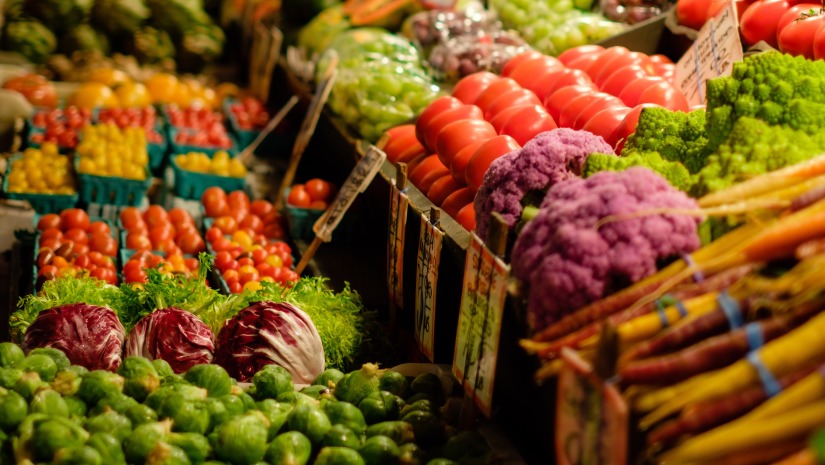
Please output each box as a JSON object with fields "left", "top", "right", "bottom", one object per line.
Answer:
{"left": 674, "top": 299, "right": 688, "bottom": 318}
{"left": 657, "top": 307, "right": 670, "bottom": 328}
{"left": 717, "top": 291, "right": 743, "bottom": 329}
{"left": 682, "top": 254, "right": 705, "bottom": 282}
{"left": 744, "top": 322, "right": 764, "bottom": 351}
{"left": 747, "top": 351, "right": 781, "bottom": 398}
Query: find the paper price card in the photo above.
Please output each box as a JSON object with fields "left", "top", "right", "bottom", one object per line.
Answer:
{"left": 675, "top": 2, "right": 743, "bottom": 106}
{"left": 415, "top": 211, "right": 444, "bottom": 361}
{"left": 452, "top": 233, "right": 510, "bottom": 417}
{"left": 387, "top": 181, "right": 409, "bottom": 309}
{"left": 556, "top": 348, "right": 628, "bottom": 465}
{"left": 313, "top": 146, "right": 386, "bottom": 242}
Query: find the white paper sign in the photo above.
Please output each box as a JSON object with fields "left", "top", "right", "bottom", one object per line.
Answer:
{"left": 415, "top": 211, "right": 444, "bottom": 361}
{"left": 675, "top": 2, "right": 743, "bottom": 106}
{"left": 387, "top": 182, "right": 409, "bottom": 309}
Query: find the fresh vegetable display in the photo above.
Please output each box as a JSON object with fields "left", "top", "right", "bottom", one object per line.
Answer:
{"left": 120, "top": 205, "right": 205, "bottom": 256}
{"left": 175, "top": 151, "right": 247, "bottom": 178}
{"left": 76, "top": 124, "right": 149, "bottom": 180}
{"left": 227, "top": 97, "right": 271, "bottom": 131}
{"left": 288, "top": 179, "right": 338, "bottom": 210}
{"left": 5, "top": 144, "right": 76, "bottom": 195}
{"left": 122, "top": 251, "right": 200, "bottom": 284}
{"left": 29, "top": 107, "right": 94, "bottom": 150}
{"left": 96, "top": 107, "right": 164, "bottom": 144}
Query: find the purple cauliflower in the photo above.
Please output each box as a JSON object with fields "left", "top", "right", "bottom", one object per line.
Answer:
{"left": 511, "top": 167, "right": 701, "bottom": 331}
{"left": 474, "top": 128, "right": 615, "bottom": 240}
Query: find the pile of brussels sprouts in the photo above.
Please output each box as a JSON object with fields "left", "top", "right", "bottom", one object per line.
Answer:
{"left": 0, "top": 342, "right": 492, "bottom": 465}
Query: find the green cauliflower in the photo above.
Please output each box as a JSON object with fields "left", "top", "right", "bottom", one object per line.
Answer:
{"left": 91, "top": 0, "right": 150, "bottom": 37}
{"left": 175, "top": 21, "right": 224, "bottom": 72}
{"left": 146, "top": 0, "right": 211, "bottom": 39}
{"left": 60, "top": 25, "right": 110, "bottom": 55}
{"left": 24, "top": 0, "right": 93, "bottom": 33}
{"left": 622, "top": 107, "right": 710, "bottom": 174}
{"left": 125, "top": 26, "right": 175, "bottom": 65}
{"left": 583, "top": 152, "right": 693, "bottom": 192}
{"left": 3, "top": 19, "right": 57, "bottom": 63}
{"left": 692, "top": 116, "right": 825, "bottom": 196}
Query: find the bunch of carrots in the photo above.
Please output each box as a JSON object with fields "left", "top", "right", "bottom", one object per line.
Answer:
{"left": 519, "top": 155, "right": 825, "bottom": 464}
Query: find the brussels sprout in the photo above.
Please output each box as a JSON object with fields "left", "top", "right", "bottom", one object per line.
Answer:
{"left": 300, "top": 384, "right": 334, "bottom": 400}
{"left": 0, "top": 367, "right": 22, "bottom": 388}
{"left": 146, "top": 385, "right": 208, "bottom": 411}
{"left": 185, "top": 364, "right": 232, "bottom": 398}
{"left": 53, "top": 445, "right": 103, "bottom": 465}
{"left": 18, "top": 353, "right": 57, "bottom": 382}
{"left": 126, "top": 403, "right": 158, "bottom": 426}
{"left": 277, "top": 391, "right": 317, "bottom": 406}
{"left": 30, "top": 389, "right": 69, "bottom": 417}
{"left": 85, "top": 409, "right": 132, "bottom": 441}
{"left": 0, "top": 343, "right": 24, "bottom": 368}
{"left": 378, "top": 371, "right": 408, "bottom": 398}
{"left": 218, "top": 394, "right": 245, "bottom": 418}
{"left": 146, "top": 442, "right": 191, "bottom": 465}
{"left": 29, "top": 416, "right": 89, "bottom": 462}
{"left": 359, "top": 435, "right": 401, "bottom": 465}
{"left": 409, "top": 373, "right": 443, "bottom": 404}
{"left": 322, "top": 424, "right": 362, "bottom": 448}
{"left": 88, "top": 432, "right": 127, "bottom": 465}
{"left": 64, "top": 395, "right": 87, "bottom": 418}
{"left": 365, "top": 421, "right": 414, "bottom": 445}
{"left": 265, "top": 431, "right": 312, "bottom": 465}
{"left": 238, "top": 391, "right": 256, "bottom": 411}
{"left": 169, "top": 432, "right": 212, "bottom": 463}
{"left": 90, "top": 392, "right": 139, "bottom": 416}
{"left": 0, "top": 390, "right": 27, "bottom": 432}
{"left": 52, "top": 369, "right": 82, "bottom": 396}
{"left": 324, "top": 401, "right": 367, "bottom": 435}
{"left": 27, "top": 348, "right": 71, "bottom": 372}
{"left": 151, "top": 359, "right": 174, "bottom": 377}
{"left": 14, "top": 371, "right": 47, "bottom": 401}
{"left": 123, "top": 420, "right": 173, "bottom": 464}
{"left": 288, "top": 403, "right": 332, "bottom": 444}
{"left": 119, "top": 357, "right": 161, "bottom": 402}
{"left": 65, "top": 365, "right": 89, "bottom": 376}
{"left": 399, "top": 443, "right": 427, "bottom": 465}
{"left": 213, "top": 412, "right": 268, "bottom": 465}
{"left": 315, "top": 447, "right": 366, "bottom": 465}
{"left": 158, "top": 394, "right": 210, "bottom": 434}
{"left": 77, "top": 371, "right": 124, "bottom": 405}
{"left": 252, "top": 366, "right": 293, "bottom": 400}
{"left": 358, "top": 391, "right": 403, "bottom": 425}
{"left": 335, "top": 364, "right": 381, "bottom": 405}
{"left": 313, "top": 368, "right": 345, "bottom": 388}
{"left": 256, "top": 399, "right": 291, "bottom": 440}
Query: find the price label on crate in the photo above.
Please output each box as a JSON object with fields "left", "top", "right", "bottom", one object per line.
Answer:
{"left": 452, "top": 232, "right": 510, "bottom": 416}
{"left": 415, "top": 210, "right": 444, "bottom": 361}
{"left": 556, "top": 347, "right": 628, "bottom": 465}
{"left": 387, "top": 180, "right": 409, "bottom": 309}
{"left": 675, "top": 2, "right": 742, "bottom": 106}
{"left": 313, "top": 145, "right": 386, "bottom": 242}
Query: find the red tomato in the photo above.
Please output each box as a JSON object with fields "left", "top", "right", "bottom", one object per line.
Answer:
{"left": 239, "top": 214, "right": 264, "bottom": 234}
{"left": 814, "top": 23, "right": 825, "bottom": 59}
{"left": 256, "top": 263, "right": 275, "bottom": 279}
{"left": 776, "top": 3, "right": 820, "bottom": 37}
{"left": 214, "top": 251, "right": 235, "bottom": 271}
{"left": 287, "top": 185, "right": 312, "bottom": 208}
{"left": 205, "top": 226, "right": 223, "bottom": 244}
{"left": 174, "top": 223, "right": 199, "bottom": 243}
{"left": 250, "top": 199, "right": 275, "bottom": 219}
{"left": 450, "top": 140, "right": 486, "bottom": 183}
{"left": 422, "top": 104, "right": 484, "bottom": 153}
{"left": 40, "top": 228, "right": 63, "bottom": 242}
{"left": 582, "top": 106, "right": 633, "bottom": 150}
{"left": 178, "top": 231, "right": 206, "bottom": 255}
{"left": 441, "top": 188, "right": 475, "bottom": 219}
{"left": 558, "top": 45, "right": 605, "bottom": 67}
{"left": 405, "top": 152, "right": 432, "bottom": 174}
{"left": 584, "top": 46, "right": 630, "bottom": 80}
{"left": 408, "top": 155, "right": 449, "bottom": 190}
{"left": 184, "top": 257, "right": 199, "bottom": 271}
{"left": 451, "top": 72, "right": 500, "bottom": 104}
{"left": 213, "top": 216, "right": 238, "bottom": 235}
{"left": 637, "top": 82, "right": 690, "bottom": 112}
{"left": 418, "top": 166, "right": 451, "bottom": 194}
{"left": 483, "top": 89, "right": 542, "bottom": 121}
{"left": 473, "top": 78, "right": 523, "bottom": 115}
{"left": 90, "top": 232, "right": 117, "bottom": 256}
{"left": 676, "top": 0, "right": 713, "bottom": 29}
{"left": 557, "top": 92, "right": 606, "bottom": 128}
{"left": 126, "top": 232, "right": 152, "bottom": 250}
{"left": 501, "top": 50, "right": 546, "bottom": 77}
{"left": 778, "top": 11, "right": 825, "bottom": 58}
{"left": 143, "top": 205, "right": 169, "bottom": 229}
{"left": 149, "top": 224, "right": 174, "bottom": 246}
{"left": 536, "top": 69, "right": 597, "bottom": 109}
{"left": 383, "top": 125, "right": 423, "bottom": 163}
{"left": 614, "top": 103, "right": 660, "bottom": 154}
{"left": 499, "top": 107, "right": 558, "bottom": 146}
{"left": 119, "top": 207, "right": 144, "bottom": 231}
{"left": 37, "top": 214, "right": 61, "bottom": 231}
{"left": 600, "top": 65, "right": 650, "bottom": 98}
{"left": 435, "top": 119, "right": 497, "bottom": 167}
{"left": 455, "top": 204, "right": 476, "bottom": 231}
{"left": 63, "top": 228, "right": 89, "bottom": 246}
{"left": 239, "top": 272, "right": 260, "bottom": 286}
{"left": 544, "top": 85, "right": 597, "bottom": 122}
{"left": 573, "top": 95, "right": 626, "bottom": 131}
{"left": 202, "top": 187, "right": 229, "bottom": 218}
{"left": 227, "top": 190, "right": 251, "bottom": 212}
{"left": 650, "top": 62, "right": 677, "bottom": 84}
{"left": 427, "top": 175, "right": 463, "bottom": 205}
{"left": 465, "top": 135, "right": 521, "bottom": 192}
{"left": 168, "top": 208, "right": 193, "bottom": 228}
{"left": 415, "top": 96, "right": 464, "bottom": 148}
{"left": 251, "top": 247, "right": 268, "bottom": 264}
{"left": 91, "top": 267, "right": 117, "bottom": 285}
{"left": 305, "top": 179, "right": 335, "bottom": 202}
{"left": 740, "top": 0, "right": 791, "bottom": 47}
{"left": 507, "top": 56, "right": 564, "bottom": 91}
{"left": 87, "top": 221, "right": 110, "bottom": 237}
{"left": 617, "top": 75, "right": 670, "bottom": 107}
{"left": 59, "top": 209, "right": 90, "bottom": 232}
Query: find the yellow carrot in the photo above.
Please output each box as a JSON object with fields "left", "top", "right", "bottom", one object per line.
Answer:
{"left": 642, "top": 310, "right": 825, "bottom": 427}
{"left": 659, "top": 399, "right": 825, "bottom": 464}
{"left": 740, "top": 367, "right": 825, "bottom": 422}
{"left": 615, "top": 293, "right": 720, "bottom": 348}
{"left": 634, "top": 370, "right": 720, "bottom": 416}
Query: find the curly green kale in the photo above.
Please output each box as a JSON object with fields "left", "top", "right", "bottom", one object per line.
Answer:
{"left": 622, "top": 107, "right": 710, "bottom": 173}
{"left": 692, "top": 116, "right": 825, "bottom": 197}
{"left": 2, "top": 19, "right": 57, "bottom": 63}
{"left": 583, "top": 152, "right": 693, "bottom": 192}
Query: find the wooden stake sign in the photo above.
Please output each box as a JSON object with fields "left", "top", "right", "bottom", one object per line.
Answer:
{"left": 238, "top": 95, "right": 299, "bottom": 164}
{"left": 387, "top": 163, "right": 410, "bottom": 314}
{"left": 293, "top": 145, "right": 387, "bottom": 275}
{"left": 452, "top": 214, "right": 510, "bottom": 417}
{"left": 415, "top": 207, "right": 444, "bottom": 362}
{"left": 275, "top": 53, "right": 339, "bottom": 208}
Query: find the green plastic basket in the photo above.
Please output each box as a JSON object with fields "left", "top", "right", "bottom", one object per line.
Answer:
{"left": 75, "top": 158, "right": 152, "bottom": 206}
{"left": 170, "top": 156, "right": 246, "bottom": 200}
{"left": 168, "top": 126, "right": 238, "bottom": 157}
{"left": 3, "top": 155, "right": 79, "bottom": 213}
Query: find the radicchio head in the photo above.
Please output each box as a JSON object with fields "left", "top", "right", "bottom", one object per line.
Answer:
{"left": 124, "top": 307, "right": 215, "bottom": 374}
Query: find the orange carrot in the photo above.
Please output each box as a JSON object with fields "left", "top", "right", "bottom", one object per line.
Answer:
{"left": 770, "top": 449, "right": 818, "bottom": 465}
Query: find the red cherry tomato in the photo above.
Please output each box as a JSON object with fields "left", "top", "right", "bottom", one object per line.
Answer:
{"left": 637, "top": 82, "right": 690, "bottom": 112}
{"left": 228, "top": 191, "right": 251, "bottom": 212}
{"left": 455, "top": 204, "right": 476, "bottom": 231}
{"left": 614, "top": 103, "right": 660, "bottom": 154}
{"left": 119, "top": 207, "right": 144, "bottom": 231}
{"left": 581, "top": 106, "right": 633, "bottom": 150}
{"left": 202, "top": 187, "right": 229, "bottom": 218}
{"left": 535, "top": 69, "right": 596, "bottom": 104}
{"left": 59, "top": 208, "right": 90, "bottom": 232}
{"left": 250, "top": 200, "right": 274, "bottom": 219}
{"left": 239, "top": 215, "right": 264, "bottom": 234}
{"left": 408, "top": 155, "right": 450, "bottom": 190}
{"left": 501, "top": 50, "right": 546, "bottom": 77}
{"left": 558, "top": 45, "right": 605, "bottom": 67}
{"left": 617, "top": 75, "right": 670, "bottom": 107}
{"left": 600, "top": 64, "right": 650, "bottom": 98}
{"left": 87, "top": 221, "right": 111, "bottom": 237}
{"left": 778, "top": 11, "right": 825, "bottom": 58}
{"left": 126, "top": 232, "right": 152, "bottom": 250}
{"left": 305, "top": 179, "right": 335, "bottom": 202}
{"left": 427, "top": 175, "right": 463, "bottom": 206}
{"left": 435, "top": 119, "right": 497, "bottom": 168}
{"left": 473, "top": 78, "right": 523, "bottom": 115}
{"left": 422, "top": 104, "right": 484, "bottom": 153}
{"left": 37, "top": 214, "right": 61, "bottom": 231}
{"left": 465, "top": 135, "right": 521, "bottom": 192}
{"left": 415, "top": 96, "right": 464, "bottom": 148}
{"left": 441, "top": 188, "right": 475, "bottom": 219}
{"left": 544, "top": 85, "right": 597, "bottom": 123}
{"left": 450, "top": 140, "right": 486, "bottom": 183}
{"left": 740, "top": 0, "right": 791, "bottom": 48}
{"left": 90, "top": 232, "right": 117, "bottom": 256}
{"left": 499, "top": 107, "right": 558, "bottom": 146}
{"left": 573, "top": 95, "right": 626, "bottom": 131}
{"left": 178, "top": 231, "right": 206, "bottom": 255}
{"left": 483, "top": 88, "right": 542, "bottom": 120}
{"left": 63, "top": 228, "right": 89, "bottom": 246}
{"left": 143, "top": 205, "right": 169, "bottom": 229}
{"left": 168, "top": 208, "right": 193, "bottom": 228}
{"left": 451, "top": 72, "right": 500, "bottom": 104}
{"left": 287, "top": 185, "right": 312, "bottom": 208}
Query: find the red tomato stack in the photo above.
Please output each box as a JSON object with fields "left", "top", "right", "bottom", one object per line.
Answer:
{"left": 740, "top": 0, "right": 825, "bottom": 59}
{"left": 120, "top": 205, "right": 206, "bottom": 257}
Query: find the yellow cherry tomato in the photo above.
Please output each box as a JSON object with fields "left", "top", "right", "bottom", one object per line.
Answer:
{"left": 70, "top": 82, "right": 117, "bottom": 109}
{"left": 265, "top": 254, "right": 283, "bottom": 268}
{"left": 115, "top": 81, "right": 152, "bottom": 108}
{"left": 87, "top": 68, "right": 130, "bottom": 87}
{"left": 232, "top": 230, "right": 253, "bottom": 251}
{"left": 144, "top": 73, "right": 179, "bottom": 104}
{"left": 243, "top": 281, "right": 262, "bottom": 292}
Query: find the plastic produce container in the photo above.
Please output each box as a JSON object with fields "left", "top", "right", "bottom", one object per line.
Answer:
{"left": 170, "top": 156, "right": 246, "bottom": 200}
{"left": 168, "top": 127, "right": 238, "bottom": 157}
{"left": 2, "top": 155, "right": 78, "bottom": 214}
{"left": 75, "top": 158, "right": 152, "bottom": 206}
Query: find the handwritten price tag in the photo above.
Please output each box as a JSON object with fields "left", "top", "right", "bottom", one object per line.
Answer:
{"left": 452, "top": 233, "right": 510, "bottom": 416}
{"left": 313, "top": 146, "right": 386, "bottom": 242}
{"left": 387, "top": 181, "right": 409, "bottom": 309}
{"left": 415, "top": 211, "right": 444, "bottom": 361}
{"left": 675, "top": 2, "right": 743, "bottom": 106}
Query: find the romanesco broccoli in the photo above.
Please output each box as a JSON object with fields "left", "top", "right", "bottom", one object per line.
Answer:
{"left": 621, "top": 107, "right": 709, "bottom": 173}
{"left": 583, "top": 152, "right": 693, "bottom": 192}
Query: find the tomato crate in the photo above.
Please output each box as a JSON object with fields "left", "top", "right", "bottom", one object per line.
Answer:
{"left": 92, "top": 108, "right": 169, "bottom": 175}
{"left": 3, "top": 155, "right": 79, "bottom": 214}
{"left": 119, "top": 248, "right": 206, "bottom": 287}
{"left": 167, "top": 126, "right": 238, "bottom": 157}
{"left": 75, "top": 158, "right": 152, "bottom": 206}
{"left": 282, "top": 187, "right": 359, "bottom": 243}
{"left": 170, "top": 156, "right": 246, "bottom": 200}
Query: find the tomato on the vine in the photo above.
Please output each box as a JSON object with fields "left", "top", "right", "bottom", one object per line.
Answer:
{"left": 778, "top": 10, "right": 825, "bottom": 59}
